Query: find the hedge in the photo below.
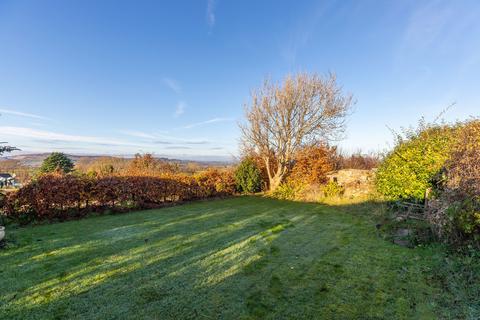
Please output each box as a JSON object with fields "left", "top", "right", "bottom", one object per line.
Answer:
{"left": 2, "top": 172, "right": 235, "bottom": 222}
{"left": 375, "top": 124, "right": 457, "bottom": 201}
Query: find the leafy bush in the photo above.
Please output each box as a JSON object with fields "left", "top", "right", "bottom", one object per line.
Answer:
{"left": 444, "top": 120, "right": 480, "bottom": 197}
{"left": 234, "top": 158, "right": 263, "bottom": 193}
{"left": 376, "top": 122, "right": 457, "bottom": 201}
{"left": 289, "top": 144, "right": 336, "bottom": 185}
{"left": 40, "top": 152, "right": 74, "bottom": 174}
{"left": 427, "top": 196, "right": 480, "bottom": 246}
{"left": 447, "top": 198, "right": 480, "bottom": 237}
{"left": 195, "top": 168, "right": 236, "bottom": 196}
{"left": 3, "top": 172, "right": 236, "bottom": 223}
{"left": 426, "top": 120, "right": 480, "bottom": 245}
{"left": 321, "top": 180, "right": 344, "bottom": 198}
{"left": 270, "top": 180, "right": 305, "bottom": 201}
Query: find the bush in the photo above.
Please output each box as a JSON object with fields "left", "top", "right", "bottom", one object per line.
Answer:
{"left": 40, "top": 152, "right": 74, "bottom": 174}
{"left": 426, "top": 120, "right": 480, "bottom": 245}
{"left": 195, "top": 168, "right": 236, "bottom": 197}
{"left": 321, "top": 180, "right": 344, "bottom": 198}
{"left": 270, "top": 180, "right": 305, "bottom": 201}
{"left": 376, "top": 122, "right": 458, "bottom": 201}
{"left": 3, "top": 172, "right": 236, "bottom": 223}
{"left": 289, "top": 145, "right": 336, "bottom": 185}
{"left": 444, "top": 120, "right": 480, "bottom": 197}
{"left": 234, "top": 158, "right": 263, "bottom": 193}
{"left": 447, "top": 198, "right": 480, "bottom": 237}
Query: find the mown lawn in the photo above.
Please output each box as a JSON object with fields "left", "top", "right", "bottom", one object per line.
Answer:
{"left": 0, "top": 196, "right": 473, "bottom": 319}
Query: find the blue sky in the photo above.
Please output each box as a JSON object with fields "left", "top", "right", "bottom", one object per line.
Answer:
{"left": 0, "top": 0, "right": 479, "bottom": 160}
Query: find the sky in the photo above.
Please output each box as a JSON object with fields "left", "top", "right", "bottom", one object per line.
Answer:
{"left": 0, "top": 0, "right": 479, "bottom": 161}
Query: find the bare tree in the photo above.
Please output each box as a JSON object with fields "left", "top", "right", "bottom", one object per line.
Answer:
{"left": 240, "top": 73, "right": 353, "bottom": 191}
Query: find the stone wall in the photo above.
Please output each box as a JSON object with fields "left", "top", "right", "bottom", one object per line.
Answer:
{"left": 326, "top": 169, "right": 376, "bottom": 198}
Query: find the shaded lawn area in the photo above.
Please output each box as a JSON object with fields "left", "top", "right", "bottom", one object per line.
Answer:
{"left": 0, "top": 196, "right": 469, "bottom": 319}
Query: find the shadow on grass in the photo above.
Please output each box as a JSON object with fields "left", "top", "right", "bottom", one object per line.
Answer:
{"left": 0, "top": 196, "right": 475, "bottom": 319}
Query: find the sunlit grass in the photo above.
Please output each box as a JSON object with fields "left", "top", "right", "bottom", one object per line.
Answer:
{"left": 0, "top": 196, "right": 474, "bottom": 319}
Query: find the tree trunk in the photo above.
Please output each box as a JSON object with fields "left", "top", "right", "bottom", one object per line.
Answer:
{"left": 264, "top": 157, "right": 287, "bottom": 192}
{"left": 269, "top": 174, "right": 283, "bottom": 192}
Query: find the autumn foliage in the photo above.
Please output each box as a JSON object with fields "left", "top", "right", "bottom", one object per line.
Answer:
{"left": 124, "top": 153, "right": 180, "bottom": 176}
{"left": 289, "top": 145, "right": 336, "bottom": 185}
{"left": 444, "top": 120, "right": 480, "bottom": 198}
{"left": 3, "top": 170, "right": 235, "bottom": 222}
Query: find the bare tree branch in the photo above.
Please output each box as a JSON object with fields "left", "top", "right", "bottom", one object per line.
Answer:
{"left": 240, "top": 73, "right": 353, "bottom": 190}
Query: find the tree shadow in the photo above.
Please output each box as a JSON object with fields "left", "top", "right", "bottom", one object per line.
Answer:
{"left": 0, "top": 196, "right": 459, "bottom": 319}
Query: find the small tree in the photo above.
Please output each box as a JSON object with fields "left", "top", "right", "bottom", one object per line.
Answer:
{"left": 235, "top": 158, "right": 263, "bottom": 193}
{"left": 240, "top": 73, "right": 353, "bottom": 191}
{"left": 40, "top": 152, "right": 74, "bottom": 174}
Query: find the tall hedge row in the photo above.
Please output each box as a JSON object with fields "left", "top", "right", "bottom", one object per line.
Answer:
{"left": 3, "top": 172, "right": 235, "bottom": 222}
{"left": 375, "top": 124, "right": 457, "bottom": 201}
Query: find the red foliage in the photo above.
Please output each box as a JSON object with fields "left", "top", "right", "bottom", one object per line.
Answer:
{"left": 194, "top": 168, "right": 236, "bottom": 197}
{"left": 289, "top": 145, "right": 336, "bottom": 185}
{"left": 3, "top": 172, "right": 235, "bottom": 222}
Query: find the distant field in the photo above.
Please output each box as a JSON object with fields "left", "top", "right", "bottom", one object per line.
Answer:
{"left": 0, "top": 197, "right": 474, "bottom": 319}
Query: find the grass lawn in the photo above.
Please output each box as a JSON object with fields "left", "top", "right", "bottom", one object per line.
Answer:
{"left": 0, "top": 196, "right": 475, "bottom": 319}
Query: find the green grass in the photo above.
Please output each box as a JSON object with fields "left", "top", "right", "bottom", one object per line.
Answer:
{"left": 0, "top": 196, "right": 476, "bottom": 319}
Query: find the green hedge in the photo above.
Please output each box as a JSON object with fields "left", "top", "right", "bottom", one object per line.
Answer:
{"left": 376, "top": 124, "right": 457, "bottom": 201}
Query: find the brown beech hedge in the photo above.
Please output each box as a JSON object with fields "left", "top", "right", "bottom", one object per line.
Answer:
{"left": 3, "top": 171, "right": 236, "bottom": 222}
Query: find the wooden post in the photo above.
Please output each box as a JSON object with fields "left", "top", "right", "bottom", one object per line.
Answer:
{"left": 424, "top": 188, "right": 431, "bottom": 209}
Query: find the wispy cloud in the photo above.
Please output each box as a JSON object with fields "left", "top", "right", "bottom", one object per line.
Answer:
{"left": 183, "top": 117, "right": 233, "bottom": 129}
{"left": 397, "top": 2, "right": 453, "bottom": 58}
{"left": 162, "top": 77, "right": 181, "bottom": 94}
{"left": 1, "top": 126, "right": 231, "bottom": 159}
{"left": 119, "top": 130, "right": 157, "bottom": 139}
{"left": 0, "top": 108, "right": 51, "bottom": 121}
{"left": 183, "top": 140, "right": 209, "bottom": 145}
{"left": 392, "top": 1, "right": 480, "bottom": 94}
{"left": 206, "top": 0, "right": 216, "bottom": 31}
{"left": 0, "top": 126, "right": 136, "bottom": 147}
{"left": 152, "top": 140, "right": 173, "bottom": 145}
{"left": 282, "top": 2, "right": 330, "bottom": 64}
{"left": 174, "top": 101, "right": 186, "bottom": 118}
{"left": 120, "top": 129, "right": 210, "bottom": 145}
{"left": 165, "top": 146, "right": 192, "bottom": 150}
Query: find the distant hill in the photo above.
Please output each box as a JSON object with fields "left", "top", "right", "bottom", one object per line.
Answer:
{"left": 0, "top": 153, "right": 234, "bottom": 168}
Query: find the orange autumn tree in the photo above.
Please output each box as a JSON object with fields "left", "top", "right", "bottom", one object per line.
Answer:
{"left": 289, "top": 144, "right": 336, "bottom": 185}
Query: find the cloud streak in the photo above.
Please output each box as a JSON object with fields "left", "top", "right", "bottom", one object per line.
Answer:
{"left": 0, "top": 126, "right": 137, "bottom": 147}
{"left": 0, "top": 126, "right": 231, "bottom": 158}
{"left": 282, "top": 2, "right": 330, "bottom": 64}
{"left": 119, "top": 130, "right": 157, "bottom": 139}
{"left": 183, "top": 117, "right": 233, "bottom": 129}
{"left": 206, "top": 0, "right": 216, "bottom": 30}
{"left": 162, "top": 77, "right": 181, "bottom": 94}
{"left": 0, "top": 108, "right": 51, "bottom": 121}
{"left": 120, "top": 129, "right": 210, "bottom": 145}
{"left": 164, "top": 146, "right": 192, "bottom": 150}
